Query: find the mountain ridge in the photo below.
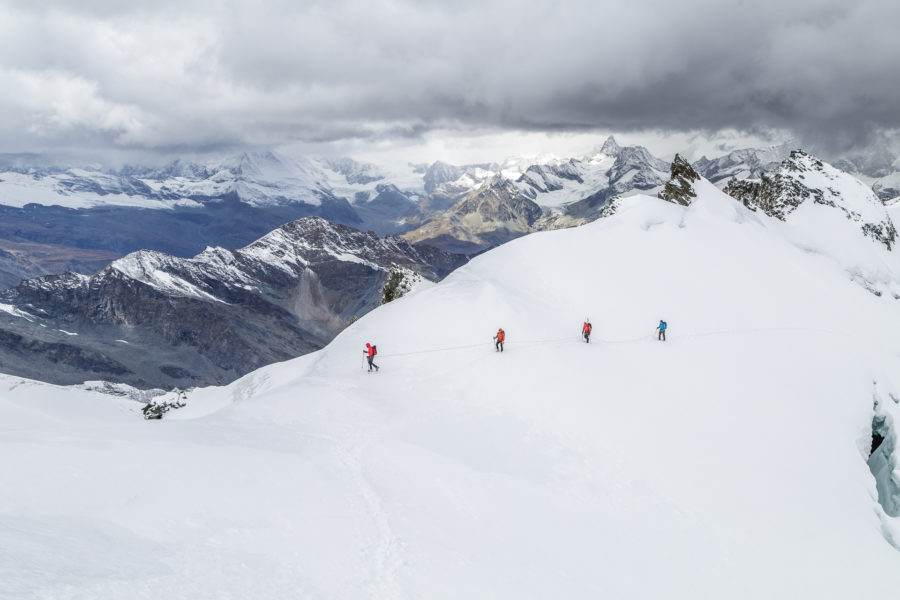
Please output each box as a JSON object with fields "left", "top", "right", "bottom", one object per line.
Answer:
{"left": 0, "top": 217, "right": 466, "bottom": 388}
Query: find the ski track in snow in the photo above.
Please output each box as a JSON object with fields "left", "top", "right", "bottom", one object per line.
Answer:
{"left": 343, "top": 431, "right": 405, "bottom": 599}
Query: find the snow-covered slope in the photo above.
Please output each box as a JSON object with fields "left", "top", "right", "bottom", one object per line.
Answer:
{"left": 2, "top": 182, "right": 899, "bottom": 598}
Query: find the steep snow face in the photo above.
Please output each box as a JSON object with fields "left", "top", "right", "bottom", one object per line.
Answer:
{"left": 2, "top": 186, "right": 899, "bottom": 598}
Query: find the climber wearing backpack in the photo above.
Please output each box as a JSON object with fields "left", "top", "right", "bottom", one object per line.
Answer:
{"left": 364, "top": 342, "right": 379, "bottom": 372}
{"left": 657, "top": 319, "right": 667, "bottom": 341}
{"left": 493, "top": 328, "right": 506, "bottom": 352}
{"left": 582, "top": 319, "right": 592, "bottom": 343}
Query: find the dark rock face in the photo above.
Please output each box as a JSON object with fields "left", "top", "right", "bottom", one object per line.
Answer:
{"left": 0, "top": 217, "right": 467, "bottom": 388}
{"left": 658, "top": 155, "right": 701, "bottom": 206}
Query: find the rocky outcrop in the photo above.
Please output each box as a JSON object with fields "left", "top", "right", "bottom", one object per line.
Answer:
{"left": 658, "top": 155, "right": 701, "bottom": 206}
{"left": 0, "top": 217, "right": 467, "bottom": 388}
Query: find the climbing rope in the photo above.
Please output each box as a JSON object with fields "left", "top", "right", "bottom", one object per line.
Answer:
{"left": 375, "top": 326, "right": 853, "bottom": 359}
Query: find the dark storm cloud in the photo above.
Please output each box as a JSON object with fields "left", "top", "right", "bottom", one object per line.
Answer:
{"left": 0, "top": 0, "right": 897, "bottom": 156}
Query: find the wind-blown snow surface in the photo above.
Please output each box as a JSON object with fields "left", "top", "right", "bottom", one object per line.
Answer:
{"left": 2, "top": 188, "right": 900, "bottom": 598}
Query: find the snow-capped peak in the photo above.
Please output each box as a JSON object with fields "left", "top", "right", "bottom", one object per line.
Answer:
{"left": 597, "top": 134, "right": 622, "bottom": 157}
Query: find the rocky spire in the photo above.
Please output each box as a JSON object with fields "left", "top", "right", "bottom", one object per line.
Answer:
{"left": 658, "top": 154, "right": 700, "bottom": 206}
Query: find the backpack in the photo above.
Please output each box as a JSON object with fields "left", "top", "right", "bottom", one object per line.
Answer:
{"left": 371, "top": 344, "right": 377, "bottom": 356}
{"left": 660, "top": 321, "right": 667, "bottom": 329}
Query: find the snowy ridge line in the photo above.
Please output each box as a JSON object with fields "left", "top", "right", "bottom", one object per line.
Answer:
{"left": 375, "top": 326, "right": 858, "bottom": 358}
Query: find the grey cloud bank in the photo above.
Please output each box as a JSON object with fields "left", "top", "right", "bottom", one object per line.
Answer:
{"left": 0, "top": 0, "right": 897, "bottom": 160}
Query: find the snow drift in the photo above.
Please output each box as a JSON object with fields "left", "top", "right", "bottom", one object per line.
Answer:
{"left": 1, "top": 180, "right": 900, "bottom": 598}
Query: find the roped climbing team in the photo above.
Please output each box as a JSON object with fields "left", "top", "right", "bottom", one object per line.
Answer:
{"left": 364, "top": 318, "right": 668, "bottom": 371}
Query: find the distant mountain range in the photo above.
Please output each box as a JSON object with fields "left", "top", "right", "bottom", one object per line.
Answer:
{"left": 1, "top": 138, "right": 896, "bottom": 287}
{"left": 0, "top": 217, "right": 466, "bottom": 388}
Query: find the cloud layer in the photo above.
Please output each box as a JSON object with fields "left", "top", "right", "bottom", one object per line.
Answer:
{"left": 1, "top": 0, "right": 897, "bottom": 158}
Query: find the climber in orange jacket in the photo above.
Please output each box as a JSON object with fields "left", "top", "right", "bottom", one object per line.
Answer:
{"left": 493, "top": 328, "right": 505, "bottom": 352}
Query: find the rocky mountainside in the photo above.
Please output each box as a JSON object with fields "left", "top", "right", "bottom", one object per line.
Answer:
{"left": 724, "top": 150, "right": 897, "bottom": 250}
{"left": 0, "top": 217, "right": 466, "bottom": 388}
{"left": 402, "top": 177, "right": 544, "bottom": 253}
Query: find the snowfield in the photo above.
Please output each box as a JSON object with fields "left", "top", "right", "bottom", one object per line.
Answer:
{"left": 1, "top": 184, "right": 899, "bottom": 598}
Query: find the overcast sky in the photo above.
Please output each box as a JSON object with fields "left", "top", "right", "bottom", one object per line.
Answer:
{"left": 0, "top": 0, "right": 897, "bottom": 164}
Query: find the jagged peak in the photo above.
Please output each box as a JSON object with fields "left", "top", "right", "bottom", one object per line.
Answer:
{"left": 600, "top": 135, "right": 621, "bottom": 156}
